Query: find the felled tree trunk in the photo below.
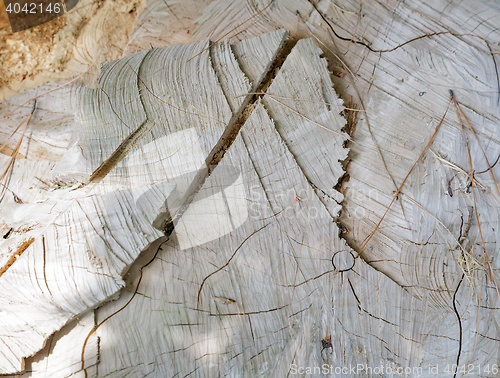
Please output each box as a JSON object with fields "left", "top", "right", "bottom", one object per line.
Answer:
{"left": 1, "top": 0, "right": 499, "bottom": 377}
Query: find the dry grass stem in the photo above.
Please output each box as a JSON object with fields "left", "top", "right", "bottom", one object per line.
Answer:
{"left": 430, "top": 149, "right": 486, "bottom": 189}
{"left": 0, "top": 107, "right": 33, "bottom": 198}
{"left": 453, "top": 99, "right": 500, "bottom": 197}
{"left": 345, "top": 0, "right": 361, "bottom": 52}
{"left": 403, "top": 194, "right": 481, "bottom": 291}
{"left": 235, "top": 92, "right": 364, "bottom": 112}
{"left": 266, "top": 96, "right": 354, "bottom": 142}
{"left": 356, "top": 97, "right": 452, "bottom": 258}
{"left": 452, "top": 96, "right": 500, "bottom": 366}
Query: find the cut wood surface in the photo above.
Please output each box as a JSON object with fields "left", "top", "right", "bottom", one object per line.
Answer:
{"left": 0, "top": 0, "right": 499, "bottom": 377}
{"left": 0, "top": 0, "right": 210, "bottom": 96}
{"left": 1, "top": 0, "right": 141, "bottom": 96}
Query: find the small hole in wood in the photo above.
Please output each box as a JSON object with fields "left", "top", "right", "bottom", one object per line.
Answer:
{"left": 331, "top": 250, "right": 355, "bottom": 272}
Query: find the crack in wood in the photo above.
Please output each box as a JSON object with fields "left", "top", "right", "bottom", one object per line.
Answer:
{"left": 159, "top": 35, "right": 293, "bottom": 235}
{"left": 87, "top": 49, "right": 154, "bottom": 184}
{"left": 196, "top": 224, "right": 268, "bottom": 309}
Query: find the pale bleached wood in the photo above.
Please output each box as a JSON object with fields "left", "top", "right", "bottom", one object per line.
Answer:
{"left": 0, "top": 179, "right": 171, "bottom": 374}
{"left": 236, "top": 36, "right": 349, "bottom": 215}
{"left": 123, "top": 0, "right": 213, "bottom": 55}
{"left": 92, "top": 34, "right": 355, "bottom": 377}
{"left": 228, "top": 31, "right": 496, "bottom": 376}
{"left": 0, "top": 32, "right": 281, "bottom": 375}
{"left": 84, "top": 31, "right": 457, "bottom": 378}
{"left": 193, "top": 0, "right": 313, "bottom": 43}
{"left": 2, "top": 0, "right": 500, "bottom": 375}
{"left": 0, "top": 154, "right": 55, "bottom": 241}
{"left": 0, "top": 82, "right": 73, "bottom": 161}
{"left": 26, "top": 312, "right": 98, "bottom": 378}
{"left": 230, "top": 29, "right": 286, "bottom": 85}
{"left": 303, "top": 3, "right": 500, "bottom": 351}
{"left": 53, "top": 49, "right": 150, "bottom": 183}
{"left": 190, "top": 0, "right": 500, "bottom": 375}
{"left": 0, "top": 40, "right": 225, "bottom": 375}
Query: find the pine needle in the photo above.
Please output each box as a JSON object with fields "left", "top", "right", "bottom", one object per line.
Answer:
{"left": 235, "top": 92, "right": 364, "bottom": 112}
{"left": 356, "top": 97, "right": 452, "bottom": 258}
{"left": 430, "top": 149, "right": 486, "bottom": 189}
{"left": 452, "top": 94, "right": 500, "bottom": 367}
{"left": 266, "top": 96, "right": 354, "bottom": 142}
{"left": 453, "top": 97, "right": 500, "bottom": 197}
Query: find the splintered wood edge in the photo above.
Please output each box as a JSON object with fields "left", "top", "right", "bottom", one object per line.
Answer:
{"left": 0, "top": 237, "right": 34, "bottom": 278}
{"left": 160, "top": 31, "right": 291, "bottom": 233}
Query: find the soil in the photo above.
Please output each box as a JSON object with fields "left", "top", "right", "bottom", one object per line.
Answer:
{"left": 1, "top": 1, "right": 68, "bottom": 94}
{"left": 0, "top": 0, "right": 141, "bottom": 97}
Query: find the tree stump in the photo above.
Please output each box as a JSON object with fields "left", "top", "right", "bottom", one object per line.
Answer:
{"left": 1, "top": 0, "right": 499, "bottom": 377}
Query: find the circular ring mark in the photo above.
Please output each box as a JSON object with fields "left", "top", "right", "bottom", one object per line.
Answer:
{"left": 331, "top": 250, "right": 355, "bottom": 273}
{"left": 419, "top": 91, "right": 426, "bottom": 97}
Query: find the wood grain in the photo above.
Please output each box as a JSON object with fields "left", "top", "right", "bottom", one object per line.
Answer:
{"left": 1, "top": 0, "right": 500, "bottom": 375}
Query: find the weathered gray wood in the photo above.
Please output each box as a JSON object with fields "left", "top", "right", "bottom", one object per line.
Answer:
{"left": 91, "top": 33, "right": 356, "bottom": 377}
{"left": 123, "top": 0, "right": 213, "bottom": 55}
{"left": 0, "top": 30, "right": 288, "bottom": 375}
{"left": 0, "top": 178, "right": 170, "bottom": 373}
{"left": 0, "top": 83, "right": 73, "bottom": 161}
{"left": 192, "top": 1, "right": 500, "bottom": 376}
{"left": 0, "top": 38, "right": 234, "bottom": 373}
{"left": 1, "top": 0, "right": 500, "bottom": 376}
{"left": 236, "top": 36, "right": 349, "bottom": 215}
{"left": 193, "top": 0, "right": 313, "bottom": 43}
{"left": 79, "top": 31, "right": 448, "bottom": 378}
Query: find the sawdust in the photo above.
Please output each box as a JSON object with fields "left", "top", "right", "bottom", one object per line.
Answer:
{"left": 0, "top": 0, "right": 142, "bottom": 97}
{"left": 0, "top": 1, "right": 67, "bottom": 91}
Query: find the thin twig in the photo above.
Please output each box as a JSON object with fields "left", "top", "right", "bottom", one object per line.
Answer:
{"left": 453, "top": 98, "right": 500, "bottom": 197}
{"left": 3, "top": 75, "right": 82, "bottom": 118}
{"left": 451, "top": 93, "right": 500, "bottom": 367}
{"left": 486, "top": 40, "right": 500, "bottom": 105}
{"left": 476, "top": 152, "right": 500, "bottom": 174}
{"left": 266, "top": 92, "right": 354, "bottom": 142}
{"left": 297, "top": 17, "right": 357, "bottom": 80}
{"left": 39, "top": 183, "right": 78, "bottom": 190}
{"left": 297, "top": 13, "right": 412, "bottom": 227}
{"left": 0, "top": 116, "right": 28, "bottom": 153}
{"left": 403, "top": 195, "right": 477, "bottom": 263}
{"left": 234, "top": 92, "right": 364, "bottom": 112}
{"left": 0, "top": 101, "right": 35, "bottom": 199}
{"left": 309, "top": 0, "right": 487, "bottom": 55}
{"left": 430, "top": 149, "right": 486, "bottom": 189}
{"left": 345, "top": 0, "right": 361, "bottom": 51}
{"left": 452, "top": 273, "right": 464, "bottom": 378}
{"left": 356, "top": 97, "right": 452, "bottom": 258}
